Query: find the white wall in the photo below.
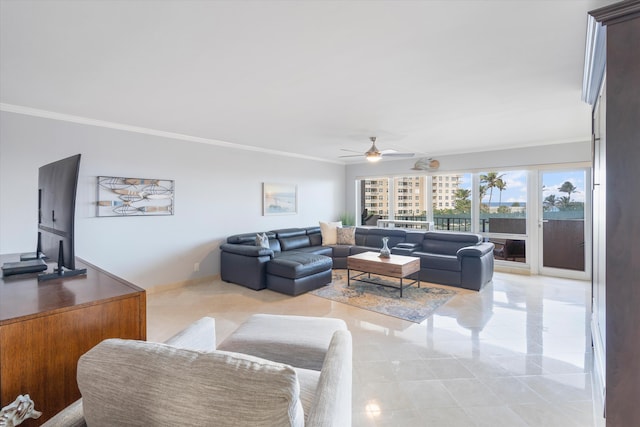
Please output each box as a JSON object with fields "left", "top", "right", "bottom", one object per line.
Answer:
{"left": 0, "top": 111, "right": 345, "bottom": 288}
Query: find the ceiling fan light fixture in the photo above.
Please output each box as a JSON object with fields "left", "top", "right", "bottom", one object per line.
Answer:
{"left": 366, "top": 152, "right": 382, "bottom": 162}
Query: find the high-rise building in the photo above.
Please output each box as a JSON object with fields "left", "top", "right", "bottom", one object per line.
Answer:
{"left": 362, "top": 175, "right": 462, "bottom": 218}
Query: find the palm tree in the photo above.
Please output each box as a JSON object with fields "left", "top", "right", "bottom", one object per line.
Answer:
{"left": 478, "top": 184, "right": 488, "bottom": 213}
{"left": 479, "top": 172, "right": 505, "bottom": 208}
{"left": 543, "top": 194, "right": 558, "bottom": 211}
{"left": 453, "top": 188, "right": 471, "bottom": 213}
{"left": 558, "top": 181, "right": 578, "bottom": 202}
{"left": 495, "top": 178, "right": 507, "bottom": 207}
{"left": 557, "top": 195, "right": 572, "bottom": 210}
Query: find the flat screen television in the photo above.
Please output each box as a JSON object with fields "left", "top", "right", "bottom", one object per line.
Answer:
{"left": 36, "top": 154, "right": 86, "bottom": 281}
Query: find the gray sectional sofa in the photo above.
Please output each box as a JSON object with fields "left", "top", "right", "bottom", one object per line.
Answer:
{"left": 220, "top": 226, "right": 494, "bottom": 293}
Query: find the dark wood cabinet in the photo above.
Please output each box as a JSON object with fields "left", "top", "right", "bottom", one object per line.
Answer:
{"left": 0, "top": 256, "right": 146, "bottom": 426}
{"left": 585, "top": 1, "right": 640, "bottom": 425}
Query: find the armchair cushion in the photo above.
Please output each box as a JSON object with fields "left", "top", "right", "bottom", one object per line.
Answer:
{"left": 163, "top": 316, "right": 216, "bottom": 352}
{"left": 78, "top": 339, "right": 305, "bottom": 427}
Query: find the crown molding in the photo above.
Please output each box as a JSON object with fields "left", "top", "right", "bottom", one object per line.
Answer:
{"left": 590, "top": 0, "right": 640, "bottom": 25}
{"left": 0, "top": 103, "right": 343, "bottom": 165}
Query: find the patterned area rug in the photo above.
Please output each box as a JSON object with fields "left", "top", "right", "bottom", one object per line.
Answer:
{"left": 311, "top": 272, "right": 457, "bottom": 323}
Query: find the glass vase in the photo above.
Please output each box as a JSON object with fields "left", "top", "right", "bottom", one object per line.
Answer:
{"left": 379, "top": 236, "right": 391, "bottom": 258}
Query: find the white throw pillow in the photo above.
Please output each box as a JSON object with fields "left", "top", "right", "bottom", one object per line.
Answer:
{"left": 336, "top": 226, "right": 356, "bottom": 245}
{"left": 256, "top": 232, "right": 270, "bottom": 249}
{"left": 319, "top": 221, "right": 342, "bottom": 245}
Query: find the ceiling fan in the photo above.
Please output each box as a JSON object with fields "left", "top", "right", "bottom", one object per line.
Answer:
{"left": 340, "top": 137, "right": 415, "bottom": 162}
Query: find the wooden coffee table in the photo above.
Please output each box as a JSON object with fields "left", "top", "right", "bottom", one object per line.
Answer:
{"left": 347, "top": 251, "right": 420, "bottom": 297}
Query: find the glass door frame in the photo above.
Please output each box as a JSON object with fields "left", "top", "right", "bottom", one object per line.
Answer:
{"left": 536, "top": 166, "right": 592, "bottom": 280}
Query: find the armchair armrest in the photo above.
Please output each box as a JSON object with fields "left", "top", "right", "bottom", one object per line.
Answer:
{"left": 457, "top": 242, "right": 495, "bottom": 258}
{"left": 306, "top": 330, "right": 352, "bottom": 427}
{"left": 40, "top": 399, "right": 85, "bottom": 427}
{"left": 164, "top": 317, "right": 216, "bottom": 352}
{"left": 220, "top": 243, "right": 274, "bottom": 257}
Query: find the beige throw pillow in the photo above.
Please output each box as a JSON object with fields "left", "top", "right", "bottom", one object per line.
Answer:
{"left": 336, "top": 227, "right": 356, "bottom": 245}
{"left": 319, "top": 221, "right": 342, "bottom": 245}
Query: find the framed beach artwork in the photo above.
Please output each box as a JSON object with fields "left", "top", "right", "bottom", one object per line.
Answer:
{"left": 263, "top": 183, "right": 297, "bottom": 215}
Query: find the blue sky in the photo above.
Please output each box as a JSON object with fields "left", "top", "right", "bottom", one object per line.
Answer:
{"left": 456, "top": 170, "right": 586, "bottom": 204}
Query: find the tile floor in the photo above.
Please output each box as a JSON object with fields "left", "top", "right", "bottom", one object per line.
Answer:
{"left": 147, "top": 271, "right": 603, "bottom": 427}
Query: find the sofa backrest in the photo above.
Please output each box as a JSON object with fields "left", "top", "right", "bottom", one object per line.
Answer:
{"left": 227, "top": 231, "right": 282, "bottom": 252}
{"left": 227, "top": 231, "right": 276, "bottom": 245}
{"left": 363, "top": 228, "right": 407, "bottom": 249}
{"left": 305, "top": 227, "right": 323, "bottom": 246}
{"left": 405, "top": 231, "right": 426, "bottom": 245}
{"left": 422, "top": 231, "right": 482, "bottom": 255}
{"left": 354, "top": 228, "right": 369, "bottom": 246}
{"left": 78, "top": 339, "right": 305, "bottom": 427}
{"left": 273, "top": 228, "right": 312, "bottom": 251}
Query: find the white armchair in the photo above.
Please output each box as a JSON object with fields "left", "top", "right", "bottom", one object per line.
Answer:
{"left": 43, "top": 315, "right": 352, "bottom": 427}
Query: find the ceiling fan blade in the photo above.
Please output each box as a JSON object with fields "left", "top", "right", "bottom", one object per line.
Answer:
{"left": 339, "top": 154, "right": 364, "bottom": 158}
{"left": 381, "top": 152, "right": 415, "bottom": 158}
{"left": 340, "top": 148, "right": 363, "bottom": 154}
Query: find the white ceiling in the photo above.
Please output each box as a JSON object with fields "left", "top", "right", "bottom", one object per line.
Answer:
{"left": 0, "top": 0, "right": 611, "bottom": 164}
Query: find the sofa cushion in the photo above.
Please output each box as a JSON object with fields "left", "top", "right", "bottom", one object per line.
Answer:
{"left": 414, "top": 252, "right": 462, "bottom": 272}
{"left": 354, "top": 228, "right": 369, "bottom": 246}
{"left": 331, "top": 245, "right": 351, "bottom": 258}
{"left": 422, "top": 231, "right": 482, "bottom": 256}
{"left": 319, "top": 221, "right": 341, "bottom": 245}
{"left": 78, "top": 339, "right": 305, "bottom": 427}
{"left": 279, "top": 234, "right": 312, "bottom": 251}
{"left": 288, "top": 246, "right": 333, "bottom": 257}
{"left": 305, "top": 227, "right": 323, "bottom": 246}
{"left": 363, "top": 228, "right": 406, "bottom": 249}
{"left": 269, "top": 253, "right": 333, "bottom": 279}
{"left": 336, "top": 226, "right": 356, "bottom": 245}
{"left": 274, "top": 228, "right": 307, "bottom": 239}
{"left": 228, "top": 231, "right": 276, "bottom": 245}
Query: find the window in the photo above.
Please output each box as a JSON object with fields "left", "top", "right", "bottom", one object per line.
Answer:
{"left": 479, "top": 170, "right": 528, "bottom": 264}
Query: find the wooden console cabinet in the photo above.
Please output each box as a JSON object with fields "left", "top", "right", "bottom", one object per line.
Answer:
{"left": 0, "top": 256, "right": 146, "bottom": 426}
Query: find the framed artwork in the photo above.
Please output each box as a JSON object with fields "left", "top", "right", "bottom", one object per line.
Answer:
{"left": 97, "top": 176, "right": 174, "bottom": 217}
{"left": 263, "top": 183, "right": 297, "bottom": 215}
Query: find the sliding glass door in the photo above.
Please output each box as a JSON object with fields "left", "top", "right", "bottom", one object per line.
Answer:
{"left": 538, "top": 169, "right": 590, "bottom": 278}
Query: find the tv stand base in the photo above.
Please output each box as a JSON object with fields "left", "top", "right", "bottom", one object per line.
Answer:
{"left": 38, "top": 267, "right": 87, "bottom": 282}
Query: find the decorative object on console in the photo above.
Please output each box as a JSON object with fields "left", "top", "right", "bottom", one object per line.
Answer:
{"left": 379, "top": 236, "right": 391, "bottom": 258}
{"left": 263, "top": 183, "right": 297, "bottom": 215}
{"left": 97, "top": 176, "right": 174, "bottom": 216}
{"left": 319, "top": 221, "right": 342, "bottom": 245}
{"left": 0, "top": 394, "right": 42, "bottom": 427}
